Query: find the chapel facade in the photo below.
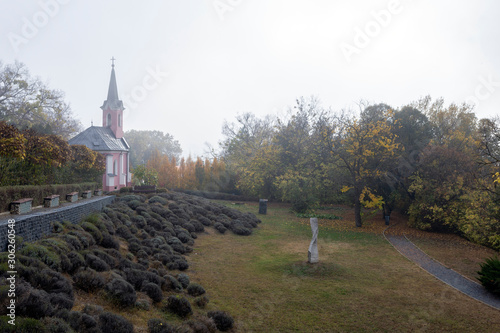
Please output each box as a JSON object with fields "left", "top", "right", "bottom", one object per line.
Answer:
{"left": 69, "top": 60, "right": 131, "bottom": 191}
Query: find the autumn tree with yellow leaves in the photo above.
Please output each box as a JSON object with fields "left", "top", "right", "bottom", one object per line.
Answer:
{"left": 333, "top": 104, "right": 400, "bottom": 227}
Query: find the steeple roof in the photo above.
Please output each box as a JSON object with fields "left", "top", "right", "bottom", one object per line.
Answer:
{"left": 101, "top": 60, "right": 124, "bottom": 111}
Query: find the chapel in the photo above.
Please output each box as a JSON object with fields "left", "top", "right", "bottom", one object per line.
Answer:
{"left": 69, "top": 59, "right": 131, "bottom": 191}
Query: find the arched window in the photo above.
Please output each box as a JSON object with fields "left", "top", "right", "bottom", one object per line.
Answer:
{"left": 118, "top": 114, "right": 121, "bottom": 127}
{"left": 107, "top": 113, "right": 112, "bottom": 127}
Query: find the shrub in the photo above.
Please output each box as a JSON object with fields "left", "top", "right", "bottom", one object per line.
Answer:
{"left": 194, "top": 295, "right": 210, "bottom": 308}
{"left": 176, "top": 231, "right": 192, "bottom": 244}
{"left": 162, "top": 275, "right": 183, "bottom": 292}
{"left": 187, "top": 283, "right": 206, "bottom": 297}
{"left": 116, "top": 225, "right": 134, "bottom": 240}
{"left": 167, "top": 258, "right": 189, "bottom": 271}
{"left": 148, "top": 318, "right": 175, "bottom": 333}
{"left": 190, "top": 220, "right": 205, "bottom": 232}
{"left": 40, "top": 317, "right": 74, "bottom": 333}
{"left": 85, "top": 254, "right": 111, "bottom": 272}
{"left": 167, "top": 238, "right": 186, "bottom": 254}
{"left": 478, "top": 256, "right": 500, "bottom": 296}
{"left": 182, "top": 315, "right": 218, "bottom": 333}
{"left": 197, "top": 216, "right": 212, "bottom": 227}
{"left": 17, "top": 286, "right": 54, "bottom": 319}
{"left": 62, "top": 234, "right": 83, "bottom": 251}
{"left": 124, "top": 268, "right": 162, "bottom": 290}
{"left": 165, "top": 295, "right": 192, "bottom": 318}
{"left": 82, "top": 304, "right": 104, "bottom": 317}
{"left": 149, "top": 195, "right": 168, "bottom": 205}
{"left": 6, "top": 316, "right": 46, "bottom": 332}
{"left": 231, "top": 222, "right": 252, "bottom": 236}
{"left": 120, "top": 186, "right": 132, "bottom": 193}
{"left": 169, "top": 273, "right": 186, "bottom": 289}
{"left": 99, "top": 312, "right": 134, "bottom": 333}
{"left": 126, "top": 199, "right": 142, "bottom": 210}
{"left": 90, "top": 249, "right": 117, "bottom": 267}
{"left": 81, "top": 222, "right": 103, "bottom": 244}
{"left": 49, "top": 292, "right": 74, "bottom": 311}
{"left": 128, "top": 241, "right": 141, "bottom": 254}
{"left": 214, "top": 223, "right": 227, "bottom": 234}
{"left": 207, "top": 311, "right": 234, "bottom": 331}
{"left": 52, "top": 221, "right": 64, "bottom": 233}
{"left": 19, "top": 244, "right": 61, "bottom": 271}
{"left": 21, "top": 268, "right": 73, "bottom": 298}
{"left": 67, "top": 230, "right": 95, "bottom": 249}
{"left": 105, "top": 278, "right": 137, "bottom": 308}
{"left": 132, "top": 215, "right": 147, "bottom": 228}
{"left": 73, "top": 268, "right": 105, "bottom": 292}
{"left": 68, "top": 311, "right": 98, "bottom": 332}
{"left": 142, "top": 283, "right": 163, "bottom": 303}
{"left": 101, "top": 233, "right": 120, "bottom": 249}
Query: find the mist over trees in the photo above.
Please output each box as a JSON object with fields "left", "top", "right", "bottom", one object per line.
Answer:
{"left": 219, "top": 96, "right": 500, "bottom": 250}
{"left": 0, "top": 61, "right": 81, "bottom": 139}
{"left": 125, "top": 130, "right": 182, "bottom": 168}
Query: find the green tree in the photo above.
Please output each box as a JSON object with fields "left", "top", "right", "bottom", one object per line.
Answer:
{"left": 132, "top": 164, "right": 158, "bottom": 186}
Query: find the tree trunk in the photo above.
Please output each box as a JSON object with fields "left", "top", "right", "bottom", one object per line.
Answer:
{"left": 354, "top": 186, "right": 362, "bottom": 227}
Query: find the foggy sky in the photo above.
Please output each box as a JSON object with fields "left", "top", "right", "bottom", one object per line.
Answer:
{"left": 1, "top": 0, "right": 499, "bottom": 157}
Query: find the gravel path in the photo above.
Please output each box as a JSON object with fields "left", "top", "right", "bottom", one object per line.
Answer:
{"left": 384, "top": 227, "right": 500, "bottom": 311}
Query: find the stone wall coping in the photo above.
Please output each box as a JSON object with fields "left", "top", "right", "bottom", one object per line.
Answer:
{"left": 67, "top": 192, "right": 78, "bottom": 196}
{"left": 11, "top": 198, "right": 33, "bottom": 204}
{"left": 44, "top": 195, "right": 60, "bottom": 199}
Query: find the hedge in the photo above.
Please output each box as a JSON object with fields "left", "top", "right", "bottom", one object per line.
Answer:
{"left": 174, "top": 189, "right": 258, "bottom": 202}
{"left": 0, "top": 182, "right": 98, "bottom": 212}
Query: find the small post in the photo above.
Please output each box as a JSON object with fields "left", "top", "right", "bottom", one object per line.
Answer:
{"left": 258, "top": 199, "right": 268, "bottom": 215}
{"left": 308, "top": 217, "right": 319, "bottom": 263}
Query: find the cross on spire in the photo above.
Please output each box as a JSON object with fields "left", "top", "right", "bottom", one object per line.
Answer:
{"left": 111, "top": 56, "right": 116, "bottom": 67}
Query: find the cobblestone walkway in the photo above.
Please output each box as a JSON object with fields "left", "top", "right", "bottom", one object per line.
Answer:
{"left": 384, "top": 227, "right": 500, "bottom": 311}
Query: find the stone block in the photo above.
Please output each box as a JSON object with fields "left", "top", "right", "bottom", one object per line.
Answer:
{"left": 44, "top": 195, "right": 60, "bottom": 208}
{"left": 66, "top": 192, "right": 79, "bottom": 203}
{"left": 10, "top": 198, "right": 33, "bottom": 215}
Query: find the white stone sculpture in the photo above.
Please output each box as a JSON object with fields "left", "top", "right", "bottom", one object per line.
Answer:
{"left": 308, "top": 217, "right": 319, "bottom": 263}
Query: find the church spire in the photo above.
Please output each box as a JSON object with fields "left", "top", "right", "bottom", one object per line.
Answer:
{"left": 101, "top": 57, "right": 124, "bottom": 111}
{"left": 101, "top": 57, "right": 124, "bottom": 139}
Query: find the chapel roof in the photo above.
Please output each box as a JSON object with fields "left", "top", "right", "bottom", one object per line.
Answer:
{"left": 68, "top": 126, "right": 129, "bottom": 152}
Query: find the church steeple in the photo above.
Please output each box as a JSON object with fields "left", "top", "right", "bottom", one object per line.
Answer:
{"left": 101, "top": 57, "right": 124, "bottom": 139}
{"left": 101, "top": 57, "right": 124, "bottom": 111}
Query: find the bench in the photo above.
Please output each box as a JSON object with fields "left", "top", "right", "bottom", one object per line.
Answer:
{"left": 132, "top": 185, "right": 157, "bottom": 193}
{"left": 43, "top": 195, "right": 60, "bottom": 208}
{"left": 94, "top": 189, "right": 103, "bottom": 196}
{"left": 81, "top": 190, "right": 92, "bottom": 199}
{"left": 10, "top": 198, "right": 33, "bottom": 215}
{"left": 66, "top": 192, "right": 79, "bottom": 203}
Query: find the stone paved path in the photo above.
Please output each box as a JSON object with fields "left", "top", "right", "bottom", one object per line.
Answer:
{"left": 384, "top": 228, "right": 500, "bottom": 311}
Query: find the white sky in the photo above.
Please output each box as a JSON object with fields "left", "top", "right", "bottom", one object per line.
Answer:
{"left": 1, "top": 0, "right": 499, "bottom": 157}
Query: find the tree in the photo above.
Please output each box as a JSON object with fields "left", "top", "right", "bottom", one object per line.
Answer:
{"left": 333, "top": 106, "right": 400, "bottom": 227}
{"left": 220, "top": 112, "right": 275, "bottom": 165}
{"left": 220, "top": 112, "right": 276, "bottom": 197}
{"left": 0, "top": 61, "right": 81, "bottom": 139}
{"left": 125, "top": 130, "right": 182, "bottom": 168}
{"left": 132, "top": 165, "right": 158, "bottom": 186}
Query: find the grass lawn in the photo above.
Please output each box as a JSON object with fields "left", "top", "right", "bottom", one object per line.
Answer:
{"left": 188, "top": 201, "right": 500, "bottom": 332}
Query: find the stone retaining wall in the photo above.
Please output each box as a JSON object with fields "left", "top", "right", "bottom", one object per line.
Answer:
{"left": 0, "top": 195, "right": 115, "bottom": 251}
